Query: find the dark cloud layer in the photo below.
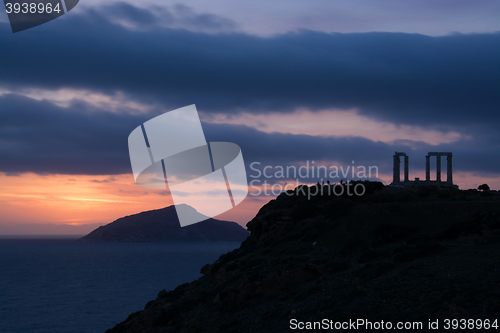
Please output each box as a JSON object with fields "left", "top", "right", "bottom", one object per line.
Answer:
{"left": 0, "top": 94, "right": 137, "bottom": 174}
{"left": 0, "top": 94, "right": 498, "bottom": 179}
{"left": 0, "top": 3, "right": 499, "bottom": 181}
{"left": 0, "top": 3, "right": 498, "bottom": 130}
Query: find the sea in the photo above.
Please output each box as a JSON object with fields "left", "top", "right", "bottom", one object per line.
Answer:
{"left": 0, "top": 238, "right": 241, "bottom": 333}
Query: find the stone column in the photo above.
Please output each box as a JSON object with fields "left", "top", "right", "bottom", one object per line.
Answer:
{"left": 447, "top": 154, "right": 452, "bottom": 183}
{"left": 436, "top": 155, "right": 441, "bottom": 182}
{"left": 426, "top": 155, "right": 430, "bottom": 181}
{"left": 393, "top": 153, "right": 400, "bottom": 183}
{"left": 404, "top": 155, "right": 409, "bottom": 182}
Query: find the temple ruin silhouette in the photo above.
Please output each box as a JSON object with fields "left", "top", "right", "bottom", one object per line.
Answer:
{"left": 390, "top": 152, "right": 458, "bottom": 188}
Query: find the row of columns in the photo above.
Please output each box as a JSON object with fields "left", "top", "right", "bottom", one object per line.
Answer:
{"left": 426, "top": 152, "right": 452, "bottom": 183}
{"left": 394, "top": 151, "right": 453, "bottom": 183}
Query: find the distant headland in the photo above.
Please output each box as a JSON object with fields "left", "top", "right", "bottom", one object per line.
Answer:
{"left": 79, "top": 204, "right": 249, "bottom": 242}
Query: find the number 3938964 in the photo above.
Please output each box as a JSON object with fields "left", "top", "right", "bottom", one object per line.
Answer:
{"left": 5, "top": 2, "right": 62, "bottom": 14}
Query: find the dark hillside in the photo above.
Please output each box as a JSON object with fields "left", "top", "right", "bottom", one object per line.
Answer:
{"left": 107, "top": 182, "right": 500, "bottom": 332}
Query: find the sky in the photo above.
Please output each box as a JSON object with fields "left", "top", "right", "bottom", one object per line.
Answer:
{"left": 0, "top": 0, "right": 499, "bottom": 234}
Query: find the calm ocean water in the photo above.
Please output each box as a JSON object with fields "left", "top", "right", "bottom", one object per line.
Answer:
{"left": 0, "top": 238, "right": 241, "bottom": 333}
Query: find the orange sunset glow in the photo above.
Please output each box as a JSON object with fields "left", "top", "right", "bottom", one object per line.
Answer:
{"left": 0, "top": 172, "right": 268, "bottom": 232}
{"left": 1, "top": 168, "right": 497, "bottom": 235}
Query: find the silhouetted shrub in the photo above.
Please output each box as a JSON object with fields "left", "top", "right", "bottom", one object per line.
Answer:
{"left": 478, "top": 183, "right": 490, "bottom": 191}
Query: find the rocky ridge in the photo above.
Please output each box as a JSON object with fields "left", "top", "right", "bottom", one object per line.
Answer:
{"left": 107, "top": 182, "right": 500, "bottom": 332}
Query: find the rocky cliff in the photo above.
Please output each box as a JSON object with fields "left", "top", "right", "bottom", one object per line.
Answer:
{"left": 80, "top": 204, "right": 249, "bottom": 242}
{"left": 107, "top": 182, "right": 500, "bottom": 332}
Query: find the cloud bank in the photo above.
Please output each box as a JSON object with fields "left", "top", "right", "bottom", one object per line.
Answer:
{"left": 1, "top": 94, "right": 498, "bottom": 178}
{"left": 0, "top": 3, "right": 498, "bottom": 183}
{"left": 0, "top": 5, "right": 498, "bottom": 129}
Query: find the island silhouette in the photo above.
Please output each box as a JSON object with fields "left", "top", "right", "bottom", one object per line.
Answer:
{"left": 80, "top": 204, "right": 249, "bottom": 242}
